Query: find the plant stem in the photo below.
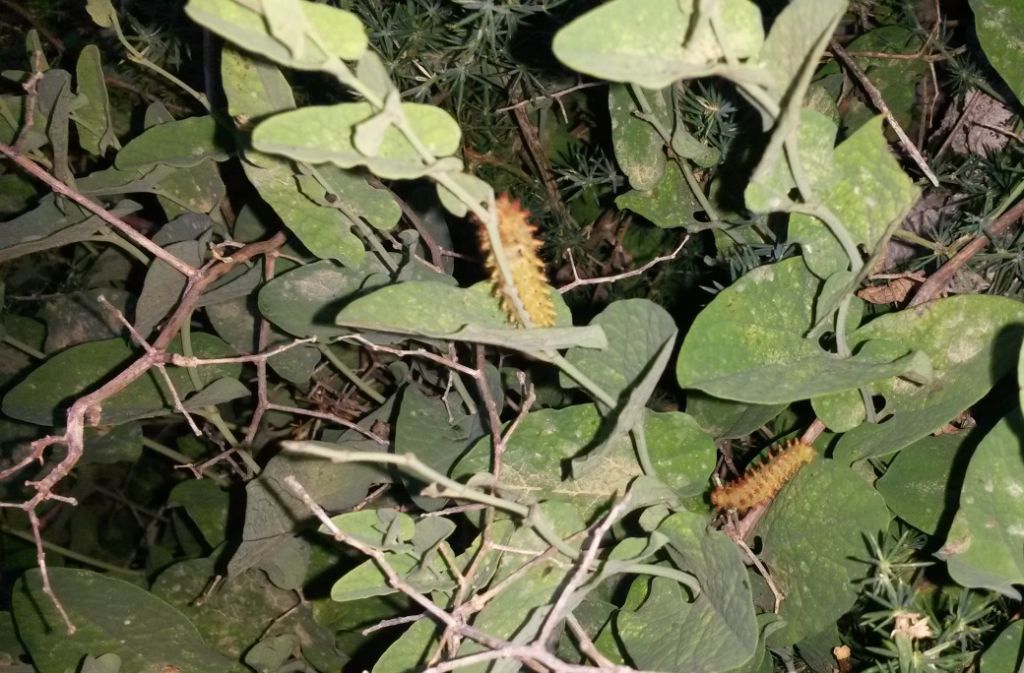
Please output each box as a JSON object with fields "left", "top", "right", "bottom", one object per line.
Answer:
{"left": 318, "top": 343, "right": 386, "bottom": 404}
{"left": 0, "top": 525, "right": 142, "bottom": 578}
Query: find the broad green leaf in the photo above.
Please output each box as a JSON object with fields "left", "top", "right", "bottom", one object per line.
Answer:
{"left": 135, "top": 240, "right": 201, "bottom": 336}
{"left": 81, "top": 422, "right": 143, "bottom": 465}
{"left": 313, "top": 164, "right": 401, "bottom": 231}
{"left": 563, "top": 299, "right": 677, "bottom": 473}
{"left": 243, "top": 150, "right": 365, "bottom": 265}
{"left": 220, "top": 48, "right": 363, "bottom": 262}
{"left": 239, "top": 440, "right": 390, "bottom": 542}
{"left": 334, "top": 281, "right": 606, "bottom": 353}
{"left": 39, "top": 288, "right": 130, "bottom": 352}
{"left": 13, "top": 568, "right": 237, "bottom": 673}
{"left": 85, "top": 0, "right": 117, "bottom": 27}
{"left": 0, "top": 195, "right": 140, "bottom": 264}
{"left": 2, "top": 334, "right": 241, "bottom": 426}
{"left": 79, "top": 654, "right": 122, "bottom": 673}
{"left": 260, "top": 535, "right": 311, "bottom": 591}
{"left": 186, "top": 0, "right": 367, "bottom": 68}
{"left": 258, "top": 259, "right": 383, "bottom": 341}
{"left": 253, "top": 102, "right": 461, "bottom": 179}
{"left": 436, "top": 171, "right": 493, "bottom": 218}
{"left": 40, "top": 69, "right": 73, "bottom": 185}
{"left": 329, "top": 514, "right": 457, "bottom": 602}
{"left": 454, "top": 405, "right": 711, "bottom": 518}
{"left": 836, "top": 295, "right": 1024, "bottom": 462}
{"left": 73, "top": 45, "right": 119, "bottom": 155}
{"left": 563, "top": 298, "right": 677, "bottom": 402}
{"left": 454, "top": 503, "right": 584, "bottom": 671}
{"left": 168, "top": 479, "right": 230, "bottom": 548}
{"left": 207, "top": 296, "right": 321, "bottom": 385}
{"left": 116, "top": 116, "right": 231, "bottom": 169}
{"left": 0, "top": 172, "right": 37, "bottom": 215}
{"left": 453, "top": 404, "right": 633, "bottom": 518}
{"left": 552, "top": 0, "right": 762, "bottom": 89}
{"left": 615, "top": 162, "right": 701, "bottom": 229}
{"left": 979, "top": 620, "right": 1024, "bottom": 672}
{"left": 676, "top": 258, "right": 930, "bottom": 404}
{"left": 758, "top": 460, "right": 890, "bottom": 646}
{"left": 246, "top": 635, "right": 297, "bottom": 673}
{"left": 760, "top": 0, "right": 847, "bottom": 103}
{"left": 789, "top": 117, "right": 921, "bottom": 278}
{"left": 553, "top": 0, "right": 694, "bottom": 88}
{"left": 686, "top": 393, "right": 786, "bottom": 439}
{"left": 618, "top": 511, "right": 758, "bottom": 672}
{"left": 875, "top": 434, "right": 968, "bottom": 535}
{"left": 641, "top": 411, "right": 716, "bottom": 497}
{"left": 609, "top": 84, "right": 666, "bottom": 191}
{"left": 221, "top": 46, "right": 295, "bottom": 119}
{"left": 154, "top": 158, "right": 228, "bottom": 220}
{"left": 395, "top": 386, "right": 483, "bottom": 510}
{"left": 312, "top": 593, "right": 411, "bottom": 659}
{"left": 153, "top": 557, "right": 343, "bottom": 668}
{"left": 745, "top": 109, "right": 838, "bottom": 214}
{"left": 370, "top": 611, "right": 441, "bottom": 673}
{"left": 327, "top": 509, "right": 416, "bottom": 549}
{"left": 811, "top": 388, "right": 864, "bottom": 432}
{"left": 969, "top": 0, "right": 1024, "bottom": 105}
{"left": 330, "top": 552, "right": 452, "bottom": 603}
{"left": 938, "top": 410, "right": 1024, "bottom": 598}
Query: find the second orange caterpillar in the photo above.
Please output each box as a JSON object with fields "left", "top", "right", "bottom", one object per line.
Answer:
{"left": 711, "top": 440, "right": 815, "bottom": 513}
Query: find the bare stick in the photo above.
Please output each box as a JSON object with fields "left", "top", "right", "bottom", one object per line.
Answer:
{"left": 14, "top": 48, "right": 45, "bottom": 151}
{"left": 96, "top": 295, "right": 202, "bottom": 436}
{"left": 266, "top": 403, "right": 387, "bottom": 444}
{"left": 909, "top": 197, "right": 1024, "bottom": 306}
{"left": 537, "top": 496, "right": 631, "bottom": 645}
{"left": 559, "top": 237, "right": 689, "bottom": 294}
{"left": 495, "top": 81, "right": 602, "bottom": 113}
{"left": 829, "top": 43, "right": 939, "bottom": 187}
{"left": 0, "top": 233, "right": 286, "bottom": 632}
{"left": 342, "top": 336, "right": 480, "bottom": 377}
{"left": 0, "top": 143, "right": 200, "bottom": 279}
{"left": 168, "top": 338, "right": 317, "bottom": 367}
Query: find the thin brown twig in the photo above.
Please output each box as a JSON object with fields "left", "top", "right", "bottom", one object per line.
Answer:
{"left": 842, "top": 46, "right": 964, "bottom": 62}
{"left": 536, "top": 495, "right": 631, "bottom": 645}
{"left": 508, "top": 85, "right": 573, "bottom": 225}
{"left": 167, "top": 338, "right": 317, "bottom": 367}
{"left": 935, "top": 90, "right": 982, "bottom": 161}
{"left": 288, "top": 475, "right": 640, "bottom": 673}
{"left": 0, "top": 143, "right": 200, "bottom": 279}
{"left": 829, "top": 42, "right": 939, "bottom": 187}
{"left": 0, "top": 232, "right": 286, "bottom": 632}
{"left": 909, "top": 197, "right": 1024, "bottom": 307}
{"left": 367, "top": 177, "right": 445, "bottom": 268}
{"left": 247, "top": 250, "right": 276, "bottom": 445}
{"left": 96, "top": 295, "right": 203, "bottom": 436}
{"left": 343, "top": 336, "right": 479, "bottom": 377}
{"left": 265, "top": 403, "right": 387, "bottom": 444}
{"left": 13, "top": 48, "right": 45, "bottom": 152}
{"left": 0, "top": 0, "right": 65, "bottom": 52}
{"left": 559, "top": 236, "right": 689, "bottom": 294}
{"left": 496, "top": 81, "right": 603, "bottom": 116}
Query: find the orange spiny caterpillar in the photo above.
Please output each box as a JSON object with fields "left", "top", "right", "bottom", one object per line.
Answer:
{"left": 478, "top": 195, "right": 557, "bottom": 328}
{"left": 711, "top": 440, "right": 815, "bottom": 513}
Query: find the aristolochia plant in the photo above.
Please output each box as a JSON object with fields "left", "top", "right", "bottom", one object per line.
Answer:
{"left": 1, "top": 0, "right": 1023, "bottom": 672}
